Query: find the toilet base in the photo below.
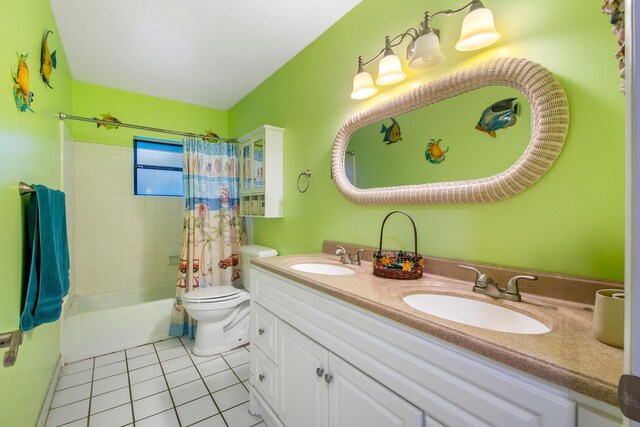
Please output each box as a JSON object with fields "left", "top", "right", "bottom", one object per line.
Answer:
{"left": 191, "top": 307, "right": 250, "bottom": 356}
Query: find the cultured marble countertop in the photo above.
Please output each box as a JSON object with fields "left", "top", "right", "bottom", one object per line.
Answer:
{"left": 251, "top": 254, "right": 623, "bottom": 406}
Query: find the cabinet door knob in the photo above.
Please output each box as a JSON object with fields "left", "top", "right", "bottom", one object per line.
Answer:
{"left": 259, "top": 374, "right": 265, "bottom": 381}
{"left": 324, "top": 374, "right": 332, "bottom": 384}
{"left": 258, "top": 328, "right": 265, "bottom": 335}
{"left": 316, "top": 368, "right": 324, "bottom": 377}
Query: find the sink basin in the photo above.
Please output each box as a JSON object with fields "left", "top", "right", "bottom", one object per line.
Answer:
{"left": 403, "top": 294, "right": 550, "bottom": 334}
{"left": 290, "top": 263, "right": 355, "bottom": 276}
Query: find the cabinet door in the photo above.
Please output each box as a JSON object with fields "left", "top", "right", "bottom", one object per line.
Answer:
{"left": 328, "top": 353, "right": 423, "bottom": 427}
{"left": 278, "top": 322, "right": 329, "bottom": 427}
{"left": 251, "top": 136, "right": 265, "bottom": 192}
{"left": 240, "top": 142, "right": 252, "bottom": 192}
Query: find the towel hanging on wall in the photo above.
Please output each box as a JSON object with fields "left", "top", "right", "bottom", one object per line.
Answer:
{"left": 19, "top": 185, "right": 70, "bottom": 331}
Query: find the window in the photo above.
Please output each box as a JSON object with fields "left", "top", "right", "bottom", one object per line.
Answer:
{"left": 133, "top": 138, "right": 183, "bottom": 197}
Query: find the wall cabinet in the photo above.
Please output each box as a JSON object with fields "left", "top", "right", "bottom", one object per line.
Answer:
{"left": 248, "top": 266, "right": 621, "bottom": 427}
{"left": 238, "top": 125, "right": 283, "bottom": 218}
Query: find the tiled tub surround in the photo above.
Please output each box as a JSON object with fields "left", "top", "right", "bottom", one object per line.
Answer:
{"left": 73, "top": 141, "right": 183, "bottom": 295}
{"left": 251, "top": 253, "right": 624, "bottom": 406}
{"left": 47, "top": 337, "right": 264, "bottom": 427}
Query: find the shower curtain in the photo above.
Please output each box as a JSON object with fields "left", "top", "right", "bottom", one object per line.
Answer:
{"left": 169, "top": 138, "right": 245, "bottom": 338}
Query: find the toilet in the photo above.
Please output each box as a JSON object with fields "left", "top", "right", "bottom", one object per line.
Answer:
{"left": 182, "top": 245, "right": 277, "bottom": 356}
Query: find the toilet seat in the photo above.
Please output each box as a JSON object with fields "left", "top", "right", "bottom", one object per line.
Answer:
{"left": 183, "top": 286, "right": 242, "bottom": 303}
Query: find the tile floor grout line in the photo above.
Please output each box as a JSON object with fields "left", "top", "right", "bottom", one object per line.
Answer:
{"left": 86, "top": 401, "right": 131, "bottom": 419}
{"left": 58, "top": 365, "right": 93, "bottom": 378}
{"left": 47, "top": 397, "right": 91, "bottom": 412}
{"left": 123, "top": 348, "right": 136, "bottom": 427}
{"left": 153, "top": 338, "right": 184, "bottom": 427}
{"left": 85, "top": 357, "right": 95, "bottom": 427}
{"left": 54, "top": 378, "right": 94, "bottom": 393}
{"left": 221, "top": 351, "right": 249, "bottom": 393}
{"left": 90, "top": 383, "right": 129, "bottom": 399}
{"left": 185, "top": 339, "right": 230, "bottom": 427}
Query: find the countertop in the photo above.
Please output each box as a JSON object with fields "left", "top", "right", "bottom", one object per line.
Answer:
{"left": 251, "top": 254, "right": 623, "bottom": 406}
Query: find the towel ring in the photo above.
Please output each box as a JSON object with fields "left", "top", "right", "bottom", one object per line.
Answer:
{"left": 297, "top": 170, "right": 311, "bottom": 193}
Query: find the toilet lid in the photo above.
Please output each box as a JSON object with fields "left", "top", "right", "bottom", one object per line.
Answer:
{"left": 183, "top": 286, "right": 241, "bottom": 303}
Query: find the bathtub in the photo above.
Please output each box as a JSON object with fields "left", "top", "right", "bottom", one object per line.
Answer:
{"left": 63, "top": 285, "right": 176, "bottom": 363}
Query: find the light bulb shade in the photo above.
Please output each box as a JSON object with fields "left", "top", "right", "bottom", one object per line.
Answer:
{"left": 351, "top": 71, "right": 378, "bottom": 99}
{"left": 376, "top": 53, "right": 406, "bottom": 85}
{"left": 455, "top": 7, "right": 501, "bottom": 51}
{"left": 409, "top": 32, "right": 445, "bottom": 69}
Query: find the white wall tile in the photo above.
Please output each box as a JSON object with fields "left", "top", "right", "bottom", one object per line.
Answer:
{"left": 73, "top": 141, "right": 183, "bottom": 296}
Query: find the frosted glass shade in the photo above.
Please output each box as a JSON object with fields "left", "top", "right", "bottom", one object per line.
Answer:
{"left": 351, "top": 71, "right": 378, "bottom": 99}
{"left": 455, "top": 7, "right": 501, "bottom": 51}
{"left": 376, "top": 53, "right": 406, "bottom": 85}
{"left": 409, "top": 32, "right": 445, "bottom": 69}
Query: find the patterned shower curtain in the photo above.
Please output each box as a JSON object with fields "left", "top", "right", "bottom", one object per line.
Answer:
{"left": 169, "top": 138, "right": 245, "bottom": 338}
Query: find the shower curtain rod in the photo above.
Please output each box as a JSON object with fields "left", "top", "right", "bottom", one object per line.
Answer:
{"left": 58, "top": 112, "right": 238, "bottom": 143}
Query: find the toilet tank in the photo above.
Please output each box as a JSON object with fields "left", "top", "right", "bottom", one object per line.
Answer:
{"left": 239, "top": 245, "right": 278, "bottom": 291}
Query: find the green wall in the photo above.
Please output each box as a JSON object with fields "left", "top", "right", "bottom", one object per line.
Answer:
{"left": 229, "top": 0, "right": 626, "bottom": 281}
{"left": 0, "top": 1, "right": 72, "bottom": 425}
{"left": 71, "top": 81, "right": 228, "bottom": 146}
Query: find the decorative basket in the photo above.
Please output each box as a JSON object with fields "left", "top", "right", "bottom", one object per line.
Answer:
{"left": 373, "top": 211, "right": 424, "bottom": 280}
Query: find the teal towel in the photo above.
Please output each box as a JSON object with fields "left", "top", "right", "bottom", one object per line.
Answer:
{"left": 19, "top": 185, "right": 70, "bottom": 331}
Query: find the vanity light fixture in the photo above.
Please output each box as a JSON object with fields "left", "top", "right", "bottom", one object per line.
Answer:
{"left": 350, "top": 0, "right": 501, "bottom": 100}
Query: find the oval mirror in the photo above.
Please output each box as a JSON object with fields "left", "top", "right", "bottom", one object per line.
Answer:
{"left": 331, "top": 58, "right": 569, "bottom": 204}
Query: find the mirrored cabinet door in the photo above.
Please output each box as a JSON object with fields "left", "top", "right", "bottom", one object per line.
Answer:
{"left": 238, "top": 125, "right": 283, "bottom": 218}
{"left": 252, "top": 137, "right": 265, "bottom": 193}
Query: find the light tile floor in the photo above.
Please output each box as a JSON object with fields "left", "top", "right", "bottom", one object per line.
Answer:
{"left": 45, "top": 337, "right": 264, "bottom": 427}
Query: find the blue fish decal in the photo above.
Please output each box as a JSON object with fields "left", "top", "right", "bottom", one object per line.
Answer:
{"left": 381, "top": 118, "right": 402, "bottom": 144}
{"left": 475, "top": 98, "right": 521, "bottom": 137}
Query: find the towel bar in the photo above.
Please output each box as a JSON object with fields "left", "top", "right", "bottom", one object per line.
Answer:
{"left": 0, "top": 331, "right": 23, "bottom": 367}
{"left": 19, "top": 182, "right": 34, "bottom": 195}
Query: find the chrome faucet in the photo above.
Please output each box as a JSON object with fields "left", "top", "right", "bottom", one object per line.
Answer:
{"left": 335, "top": 246, "right": 365, "bottom": 266}
{"left": 458, "top": 265, "right": 537, "bottom": 302}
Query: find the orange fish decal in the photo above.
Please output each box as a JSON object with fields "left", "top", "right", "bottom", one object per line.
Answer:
{"left": 13, "top": 53, "right": 34, "bottom": 112}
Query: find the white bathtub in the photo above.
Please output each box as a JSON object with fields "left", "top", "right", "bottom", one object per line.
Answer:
{"left": 63, "top": 285, "right": 176, "bottom": 363}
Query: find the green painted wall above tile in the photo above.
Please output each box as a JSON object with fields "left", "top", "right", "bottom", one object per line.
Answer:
{"left": 71, "top": 81, "right": 228, "bottom": 147}
{"left": 228, "top": 0, "right": 626, "bottom": 281}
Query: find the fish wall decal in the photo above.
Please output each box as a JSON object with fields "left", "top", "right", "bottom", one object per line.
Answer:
{"left": 381, "top": 118, "right": 402, "bottom": 144}
{"left": 204, "top": 129, "right": 220, "bottom": 142}
{"left": 475, "top": 98, "right": 521, "bottom": 137}
{"left": 94, "top": 113, "right": 121, "bottom": 129}
{"left": 13, "top": 53, "right": 34, "bottom": 112}
{"left": 425, "top": 139, "right": 449, "bottom": 164}
{"left": 40, "top": 30, "right": 57, "bottom": 89}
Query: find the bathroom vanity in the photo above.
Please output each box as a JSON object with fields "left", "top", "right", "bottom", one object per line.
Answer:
{"left": 247, "top": 254, "right": 623, "bottom": 427}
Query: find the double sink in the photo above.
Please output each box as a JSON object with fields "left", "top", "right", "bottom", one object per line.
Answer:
{"left": 288, "top": 261, "right": 550, "bottom": 335}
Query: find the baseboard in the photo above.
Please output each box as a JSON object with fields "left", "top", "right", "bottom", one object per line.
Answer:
{"left": 248, "top": 384, "right": 284, "bottom": 427}
{"left": 37, "top": 355, "right": 62, "bottom": 427}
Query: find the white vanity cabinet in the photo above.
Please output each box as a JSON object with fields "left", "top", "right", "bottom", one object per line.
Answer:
{"left": 238, "top": 125, "right": 283, "bottom": 218}
{"left": 248, "top": 266, "right": 587, "bottom": 427}
{"left": 278, "top": 322, "right": 423, "bottom": 427}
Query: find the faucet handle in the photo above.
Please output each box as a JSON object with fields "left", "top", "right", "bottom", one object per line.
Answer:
{"left": 459, "top": 265, "right": 496, "bottom": 289}
{"left": 458, "top": 264, "right": 483, "bottom": 284}
{"left": 505, "top": 275, "right": 537, "bottom": 295}
{"left": 354, "top": 249, "right": 365, "bottom": 265}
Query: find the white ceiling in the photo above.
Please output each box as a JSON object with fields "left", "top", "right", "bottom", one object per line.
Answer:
{"left": 50, "top": 0, "right": 361, "bottom": 110}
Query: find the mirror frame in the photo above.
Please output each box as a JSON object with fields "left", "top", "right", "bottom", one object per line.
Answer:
{"left": 331, "top": 57, "right": 569, "bottom": 204}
